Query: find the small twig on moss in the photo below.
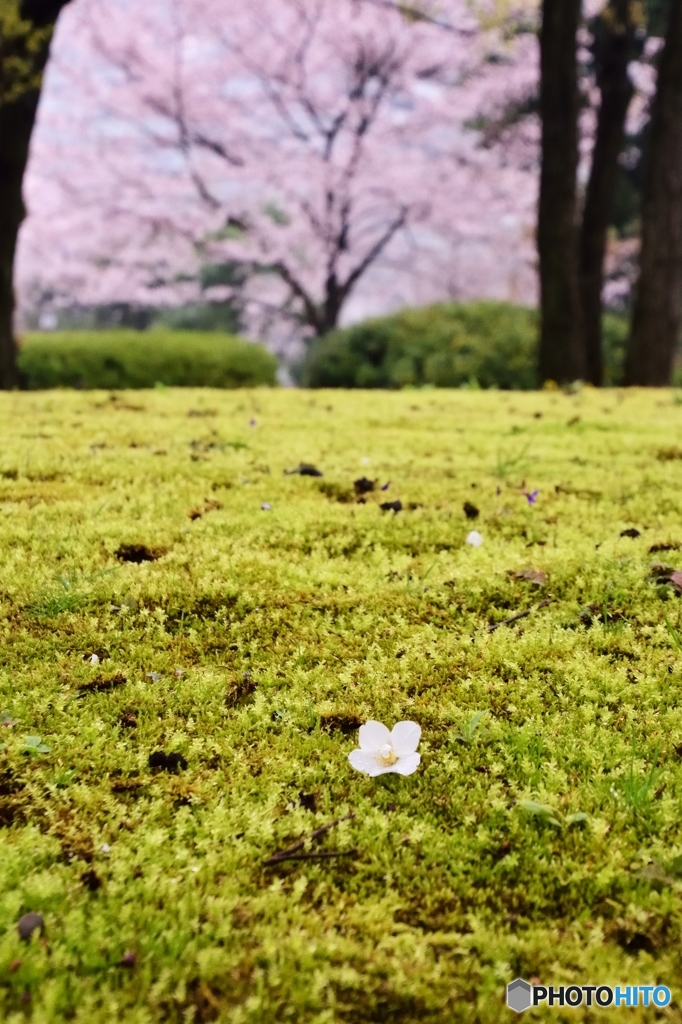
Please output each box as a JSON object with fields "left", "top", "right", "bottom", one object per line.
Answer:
{"left": 263, "top": 812, "right": 354, "bottom": 866}
{"left": 76, "top": 673, "right": 127, "bottom": 696}
{"left": 488, "top": 598, "right": 552, "bottom": 634}
{"left": 264, "top": 849, "right": 358, "bottom": 865}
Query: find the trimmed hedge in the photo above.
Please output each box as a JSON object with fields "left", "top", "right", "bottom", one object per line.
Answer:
{"left": 301, "top": 301, "right": 629, "bottom": 389}
{"left": 18, "top": 330, "right": 277, "bottom": 389}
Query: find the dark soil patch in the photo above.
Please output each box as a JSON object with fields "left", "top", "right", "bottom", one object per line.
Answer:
{"left": 81, "top": 869, "right": 102, "bottom": 892}
{"left": 148, "top": 751, "right": 188, "bottom": 773}
{"left": 115, "top": 543, "right": 166, "bottom": 563}
{"left": 77, "top": 673, "right": 127, "bottom": 696}
{"left": 354, "top": 477, "right": 375, "bottom": 495}
{"left": 320, "top": 713, "right": 362, "bottom": 735}
{"left": 226, "top": 672, "right": 257, "bottom": 707}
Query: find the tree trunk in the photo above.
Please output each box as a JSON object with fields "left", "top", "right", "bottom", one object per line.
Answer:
{"left": 537, "top": 0, "right": 584, "bottom": 385}
{"left": 624, "top": 0, "right": 682, "bottom": 386}
{"left": 579, "top": 0, "right": 636, "bottom": 386}
{"left": 0, "top": 94, "right": 41, "bottom": 388}
{"left": 0, "top": 0, "right": 71, "bottom": 389}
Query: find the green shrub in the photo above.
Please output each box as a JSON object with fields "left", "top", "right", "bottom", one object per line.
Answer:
{"left": 301, "top": 301, "right": 629, "bottom": 389}
{"left": 602, "top": 313, "right": 629, "bottom": 386}
{"left": 18, "top": 330, "right": 277, "bottom": 389}
{"left": 301, "top": 302, "right": 538, "bottom": 389}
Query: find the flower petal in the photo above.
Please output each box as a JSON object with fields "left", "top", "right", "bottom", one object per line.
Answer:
{"left": 392, "top": 752, "right": 421, "bottom": 776}
{"left": 358, "top": 720, "right": 391, "bottom": 751}
{"left": 369, "top": 763, "right": 402, "bottom": 777}
{"left": 348, "top": 749, "right": 381, "bottom": 775}
{"left": 390, "top": 721, "right": 421, "bottom": 756}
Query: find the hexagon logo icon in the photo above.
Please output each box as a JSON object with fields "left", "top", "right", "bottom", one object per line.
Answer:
{"left": 507, "top": 978, "right": 532, "bottom": 1013}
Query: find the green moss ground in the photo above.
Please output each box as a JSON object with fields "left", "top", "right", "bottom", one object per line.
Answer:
{"left": 2, "top": 387, "right": 682, "bottom": 1022}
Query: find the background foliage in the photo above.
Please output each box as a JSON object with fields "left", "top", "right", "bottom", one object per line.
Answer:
{"left": 17, "top": 331, "right": 277, "bottom": 389}
{"left": 301, "top": 302, "right": 630, "bottom": 389}
{"left": 0, "top": 0, "right": 54, "bottom": 105}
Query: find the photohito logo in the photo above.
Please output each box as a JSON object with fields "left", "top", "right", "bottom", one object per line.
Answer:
{"left": 506, "top": 979, "right": 672, "bottom": 1012}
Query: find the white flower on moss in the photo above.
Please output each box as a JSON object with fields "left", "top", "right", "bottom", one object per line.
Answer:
{"left": 466, "top": 530, "right": 483, "bottom": 547}
{"left": 348, "top": 721, "right": 421, "bottom": 777}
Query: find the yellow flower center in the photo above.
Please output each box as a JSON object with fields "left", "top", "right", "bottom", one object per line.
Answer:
{"left": 378, "top": 742, "right": 398, "bottom": 765}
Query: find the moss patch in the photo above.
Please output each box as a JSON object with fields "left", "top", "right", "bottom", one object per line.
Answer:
{"left": 1, "top": 387, "right": 682, "bottom": 1021}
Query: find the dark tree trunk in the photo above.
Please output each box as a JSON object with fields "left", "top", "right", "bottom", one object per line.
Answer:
{"left": 624, "top": 0, "right": 682, "bottom": 385}
{"left": 0, "top": 94, "right": 40, "bottom": 389}
{"left": 0, "top": 0, "right": 71, "bottom": 389}
{"left": 537, "top": 0, "right": 584, "bottom": 385}
{"left": 322, "top": 273, "right": 344, "bottom": 335}
{"left": 579, "top": 0, "right": 636, "bottom": 386}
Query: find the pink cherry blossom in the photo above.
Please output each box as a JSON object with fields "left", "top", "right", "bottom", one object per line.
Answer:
{"left": 14, "top": 0, "right": 666, "bottom": 337}
{"left": 16, "top": 0, "right": 540, "bottom": 349}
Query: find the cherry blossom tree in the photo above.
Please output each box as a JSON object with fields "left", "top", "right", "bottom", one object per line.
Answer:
{"left": 12, "top": 0, "right": 679, "bottom": 385}
{"left": 17, "top": 0, "right": 540, "bottom": 350}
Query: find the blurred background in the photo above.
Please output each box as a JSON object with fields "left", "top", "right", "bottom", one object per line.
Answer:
{"left": 2, "top": 0, "right": 680, "bottom": 389}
